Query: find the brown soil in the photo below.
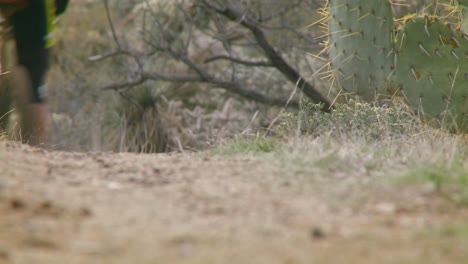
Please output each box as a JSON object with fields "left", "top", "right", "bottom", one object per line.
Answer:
{"left": 0, "top": 141, "right": 467, "bottom": 264}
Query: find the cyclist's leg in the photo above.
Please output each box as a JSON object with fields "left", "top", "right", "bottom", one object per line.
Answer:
{"left": 0, "top": 32, "right": 17, "bottom": 133}
{"left": 12, "top": 0, "right": 51, "bottom": 145}
{"left": 0, "top": 40, "right": 11, "bottom": 132}
{"left": 13, "top": 49, "right": 49, "bottom": 145}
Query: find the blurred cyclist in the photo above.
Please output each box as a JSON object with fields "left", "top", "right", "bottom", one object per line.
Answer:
{"left": 0, "top": 0, "right": 69, "bottom": 145}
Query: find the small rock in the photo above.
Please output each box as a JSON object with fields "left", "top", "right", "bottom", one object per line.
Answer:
{"left": 375, "top": 202, "right": 396, "bottom": 214}
{"left": 80, "top": 207, "right": 92, "bottom": 217}
{"left": 40, "top": 200, "right": 53, "bottom": 210}
{"left": 0, "top": 249, "right": 9, "bottom": 260}
{"left": 310, "top": 227, "right": 326, "bottom": 240}
{"left": 10, "top": 198, "right": 26, "bottom": 210}
{"left": 107, "top": 181, "right": 122, "bottom": 190}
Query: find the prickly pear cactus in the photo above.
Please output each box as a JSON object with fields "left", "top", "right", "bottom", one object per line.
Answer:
{"left": 394, "top": 16, "right": 468, "bottom": 132}
{"left": 326, "top": 0, "right": 394, "bottom": 101}
{"left": 458, "top": 0, "right": 468, "bottom": 34}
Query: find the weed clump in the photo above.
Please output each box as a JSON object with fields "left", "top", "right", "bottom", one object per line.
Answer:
{"left": 278, "top": 100, "right": 427, "bottom": 141}
{"left": 210, "top": 136, "right": 280, "bottom": 156}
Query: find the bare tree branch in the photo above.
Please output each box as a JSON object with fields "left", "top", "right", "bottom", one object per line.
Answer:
{"left": 201, "top": 0, "right": 332, "bottom": 111}
{"left": 96, "top": 0, "right": 329, "bottom": 110}
{"left": 204, "top": 55, "right": 272, "bottom": 67}
{"left": 101, "top": 69, "right": 298, "bottom": 107}
{"left": 101, "top": 76, "right": 146, "bottom": 91}
{"left": 104, "top": 0, "right": 120, "bottom": 48}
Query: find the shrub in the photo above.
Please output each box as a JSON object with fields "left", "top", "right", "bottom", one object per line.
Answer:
{"left": 278, "top": 99, "right": 427, "bottom": 141}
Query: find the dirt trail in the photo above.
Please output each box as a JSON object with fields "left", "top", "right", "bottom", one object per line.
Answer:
{"left": 0, "top": 141, "right": 467, "bottom": 264}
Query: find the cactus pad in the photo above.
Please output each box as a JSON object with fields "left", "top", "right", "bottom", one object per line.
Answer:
{"left": 394, "top": 16, "right": 468, "bottom": 132}
{"left": 327, "top": 0, "right": 394, "bottom": 101}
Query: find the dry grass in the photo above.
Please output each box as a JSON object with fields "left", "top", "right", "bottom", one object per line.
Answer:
{"left": 1, "top": 116, "right": 468, "bottom": 264}
{"left": 213, "top": 101, "right": 468, "bottom": 206}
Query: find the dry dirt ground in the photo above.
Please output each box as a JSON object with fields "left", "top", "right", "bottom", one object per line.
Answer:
{"left": 0, "top": 141, "right": 468, "bottom": 264}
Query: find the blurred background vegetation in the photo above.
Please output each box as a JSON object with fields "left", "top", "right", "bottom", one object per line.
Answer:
{"left": 45, "top": 0, "right": 445, "bottom": 153}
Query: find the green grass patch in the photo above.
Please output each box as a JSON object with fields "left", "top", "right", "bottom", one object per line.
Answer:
{"left": 401, "top": 163, "right": 468, "bottom": 206}
{"left": 437, "top": 224, "right": 468, "bottom": 238}
{"left": 209, "top": 136, "right": 281, "bottom": 156}
{"left": 417, "top": 223, "right": 468, "bottom": 245}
